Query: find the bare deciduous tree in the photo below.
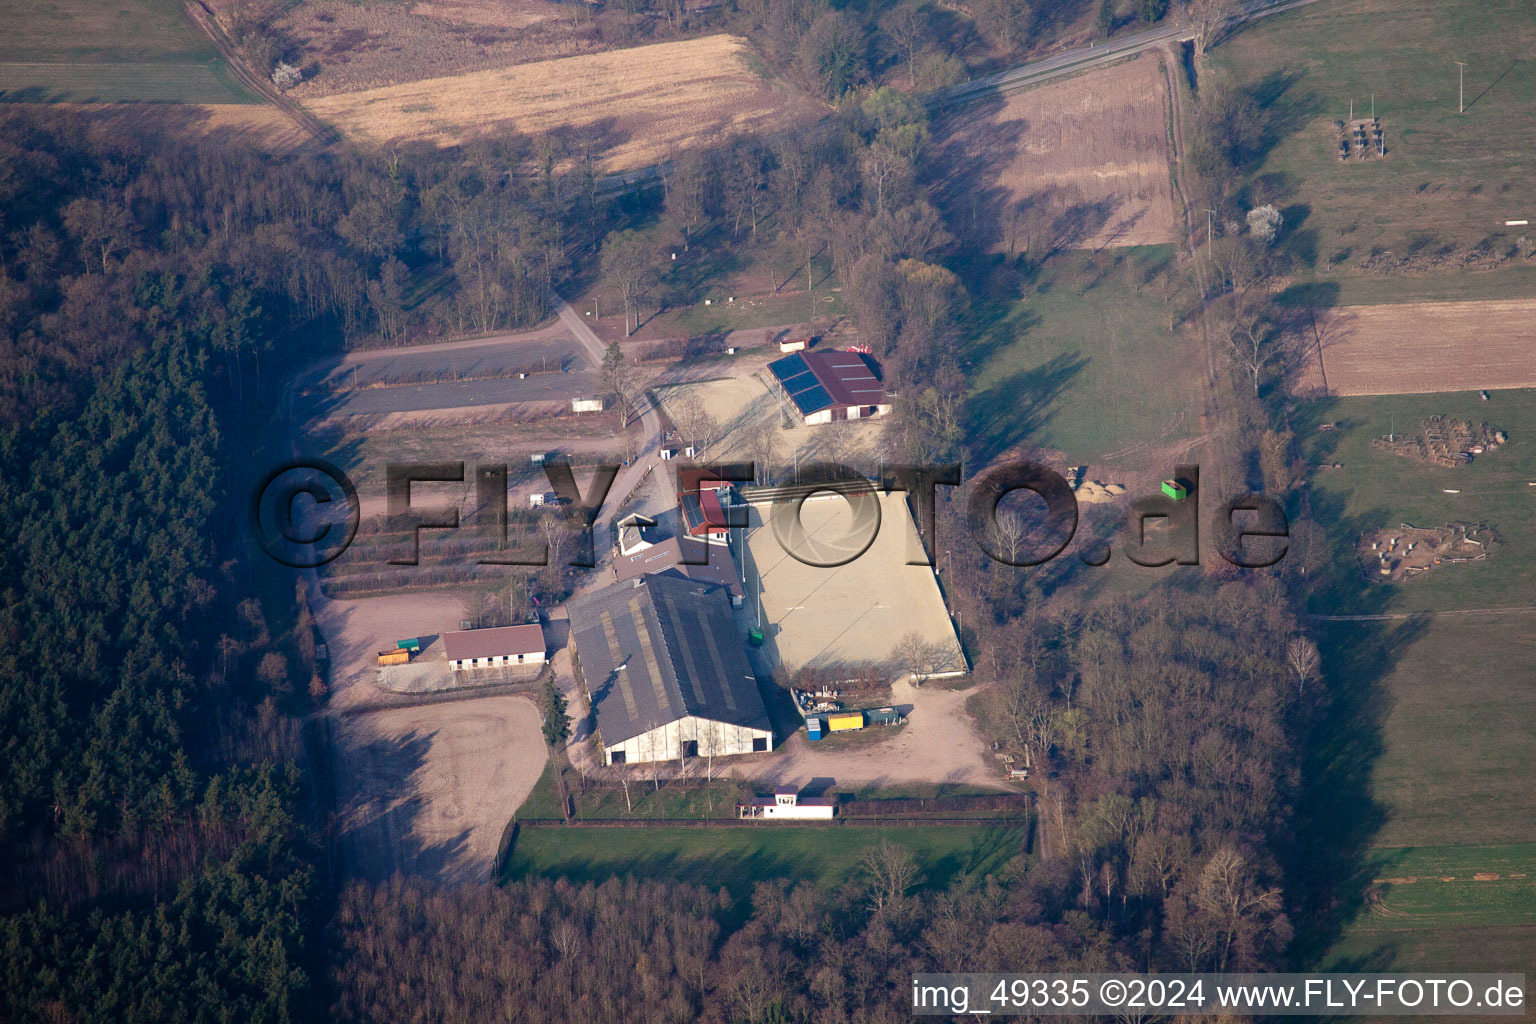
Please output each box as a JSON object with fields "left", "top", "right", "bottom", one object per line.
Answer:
{"left": 602, "top": 341, "right": 641, "bottom": 427}
{"left": 989, "top": 510, "right": 1028, "bottom": 565}
{"left": 999, "top": 672, "right": 1053, "bottom": 767}
{"left": 746, "top": 419, "right": 781, "bottom": 485}
{"left": 861, "top": 839, "right": 919, "bottom": 912}
{"left": 881, "top": 2, "right": 929, "bottom": 87}
{"left": 669, "top": 393, "right": 718, "bottom": 455}
{"left": 1285, "top": 636, "right": 1320, "bottom": 700}
{"left": 600, "top": 230, "right": 659, "bottom": 336}
{"left": 893, "top": 631, "right": 957, "bottom": 682}
{"left": 1221, "top": 296, "right": 1279, "bottom": 395}
{"left": 1187, "top": 0, "right": 1237, "bottom": 64}
{"left": 1194, "top": 846, "right": 1284, "bottom": 972}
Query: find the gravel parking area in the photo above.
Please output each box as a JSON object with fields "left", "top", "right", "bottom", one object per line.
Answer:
{"left": 728, "top": 678, "right": 1004, "bottom": 791}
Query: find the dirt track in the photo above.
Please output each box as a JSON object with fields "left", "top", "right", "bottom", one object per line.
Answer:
{"left": 1299, "top": 298, "right": 1536, "bottom": 396}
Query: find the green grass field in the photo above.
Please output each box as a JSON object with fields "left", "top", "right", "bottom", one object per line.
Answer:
{"left": 1302, "top": 389, "right": 1536, "bottom": 974}
{"left": 671, "top": 284, "right": 846, "bottom": 336}
{"left": 963, "top": 246, "right": 1206, "bottom": 464}
{"left": 1361, "top": 846, "right": 1536, "bottom": 928}
{"left": 0, "top": 0, "right": 252, "bottom": 103}
{"left": 1327, "top": 923, "right": 1536, "bottom": 978}
{"left": 1297, "top": 390, "right": 1536, "bottom": 614}
{"left": 519, "top": 762, "right": 1017, "bottom": 823}
{"left": 503, "top": 823, "right": 1026, "bottom": 899}
{"left": 1213, "top": 0, "right": 1536, "bottom": 303}
{"left": 1313, "top": 612, "right": 1536, "bottom": 974}
{"left": 1334, "top": 615, "right": 1536, "bottom": 849}
{"left": 1326, "top": 845, "right": 1536, "bottom": 977}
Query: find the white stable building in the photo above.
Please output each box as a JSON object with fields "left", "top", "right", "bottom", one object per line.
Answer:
{"left": 566, "top": 574, "right": 772, "bottom": 766}
{"left": 442, "top": 624, "right": 546, "bottom": 672}
{"left": 738, "top": 786, "right": 835, "bottom": 820}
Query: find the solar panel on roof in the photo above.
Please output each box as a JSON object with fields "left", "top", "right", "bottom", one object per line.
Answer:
{"left": 779, "top": 369, "right": 818, "bottom": 391}
{"left": 768, "top": 353, "right": 808, "bottom": 379}
{"left": 790, "top": 384, "right": 833, "bottom": 415}
{"left": 771, "top": 349, "right": 888, "bottom": 416}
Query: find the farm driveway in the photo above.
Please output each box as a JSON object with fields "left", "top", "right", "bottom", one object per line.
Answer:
{"left": 729, "top": 678, "right": 1005, "bottom": 792}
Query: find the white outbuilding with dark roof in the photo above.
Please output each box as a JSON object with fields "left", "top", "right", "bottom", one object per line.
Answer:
{"left": 566, "top": 574, "right": 772, "bottom": 766}
{"left": 767, "top": 349, "right": 891, "bottom": 426}
{"left": 442, "top": 624, "right": 546, "bottom": 672}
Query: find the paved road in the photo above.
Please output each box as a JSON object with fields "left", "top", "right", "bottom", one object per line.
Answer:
{"left": 555, "top": 297, "right": 666, "bottom": 551}
{"left": 300, "top": 323, "right": 597, "bottom": 418}
{"left": 934, "top": 0, "right": 1329, "bottom": 106}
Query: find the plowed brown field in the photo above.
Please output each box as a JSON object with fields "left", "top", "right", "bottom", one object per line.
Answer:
{"left": 1297, "top": 298, "right": 1536, "bottom": 396}
{"left": 931, "top": 53, "right": 1179, "bottom": 251}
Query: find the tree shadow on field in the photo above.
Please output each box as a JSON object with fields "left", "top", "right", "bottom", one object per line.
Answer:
{"left": 965, "top": 349, "right": 1087, "bottom": 466}
{"left": 1027, "top": 0, "right": 1093, "bottom": 48}
{"left": 1237, "top": 69, "right": 1317, "bottom": 171}
{"left": 1287, "top": 613, "right": 1426, "bottom": 966}
{"left": 337, "top": 725, "right": 479, "bottom": 885}
{"left": 502, "top": 832, "right": 815, "bottom": 923}
{"left": 1271, "top": 280, "right": 1343, "bottom": 396}
{"left": 926, "top": 93, "right": 1028, "bottom": 255}
{"left": 1280, "top": 409, "right": 1428, "bottom": 966}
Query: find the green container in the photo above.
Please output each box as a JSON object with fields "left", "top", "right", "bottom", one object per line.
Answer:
{"left": 396, "top": 638, "right": 422, "bottom": 652}
{"left": 1160, "top": 480, "right": 1187, "bottom": 501}
{"left": 747, "top": 628, "right": 765, "bottom": 647}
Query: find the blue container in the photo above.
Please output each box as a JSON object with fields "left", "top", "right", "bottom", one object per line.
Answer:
{"left": 806, "top": 717, "right": 824, "bottom": 741}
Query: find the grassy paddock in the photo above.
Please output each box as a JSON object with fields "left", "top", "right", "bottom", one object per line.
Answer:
{"left": 1297, "top": 390, "right": 1536, "bottom": 613}
{"left": 521, "top": 764, "right": 1026, "bottom": 823}
{"left": 962, "top": 246, "right": 1205, "bottom": 464}
{"left": 1312, "top": 613, "right": 1536, "bottom": 976}
{"left": 1327, "top": 923, "right": 1536, "bottom": 987}
{"left": 1359, "top": 845, "right": 1536, "bottom": 929}
{"left": 0, "top": 0, "right": 250, "bottom": 104}
{"left": 1212, "top": 0, "right": 1536, "bottom": 301}
{"left": 1327, "top": 845, "right": 1536, "bottom": 985}
{"left": 1353, "top": 615, "right": 1536, "bottom": 849}
{"left": 502, "top": 823, "right": 1027, "bottom": 899}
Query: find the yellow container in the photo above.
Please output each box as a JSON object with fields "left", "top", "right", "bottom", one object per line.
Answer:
{"left": 827, "top": 711, "right": 864, "bottom": 732}
{"left": 377, "top": 649, "right": 409, "bottom": 666}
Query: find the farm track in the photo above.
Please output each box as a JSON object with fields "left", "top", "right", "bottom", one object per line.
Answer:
{"left": 516, "top": 817, "right": 1027, "bottom": 828}
{"left": 1307, "top": 606, "right": 1536, "bottom": 621}
{"left": 183, "top": 1, "right": 338, "bottom": 145}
